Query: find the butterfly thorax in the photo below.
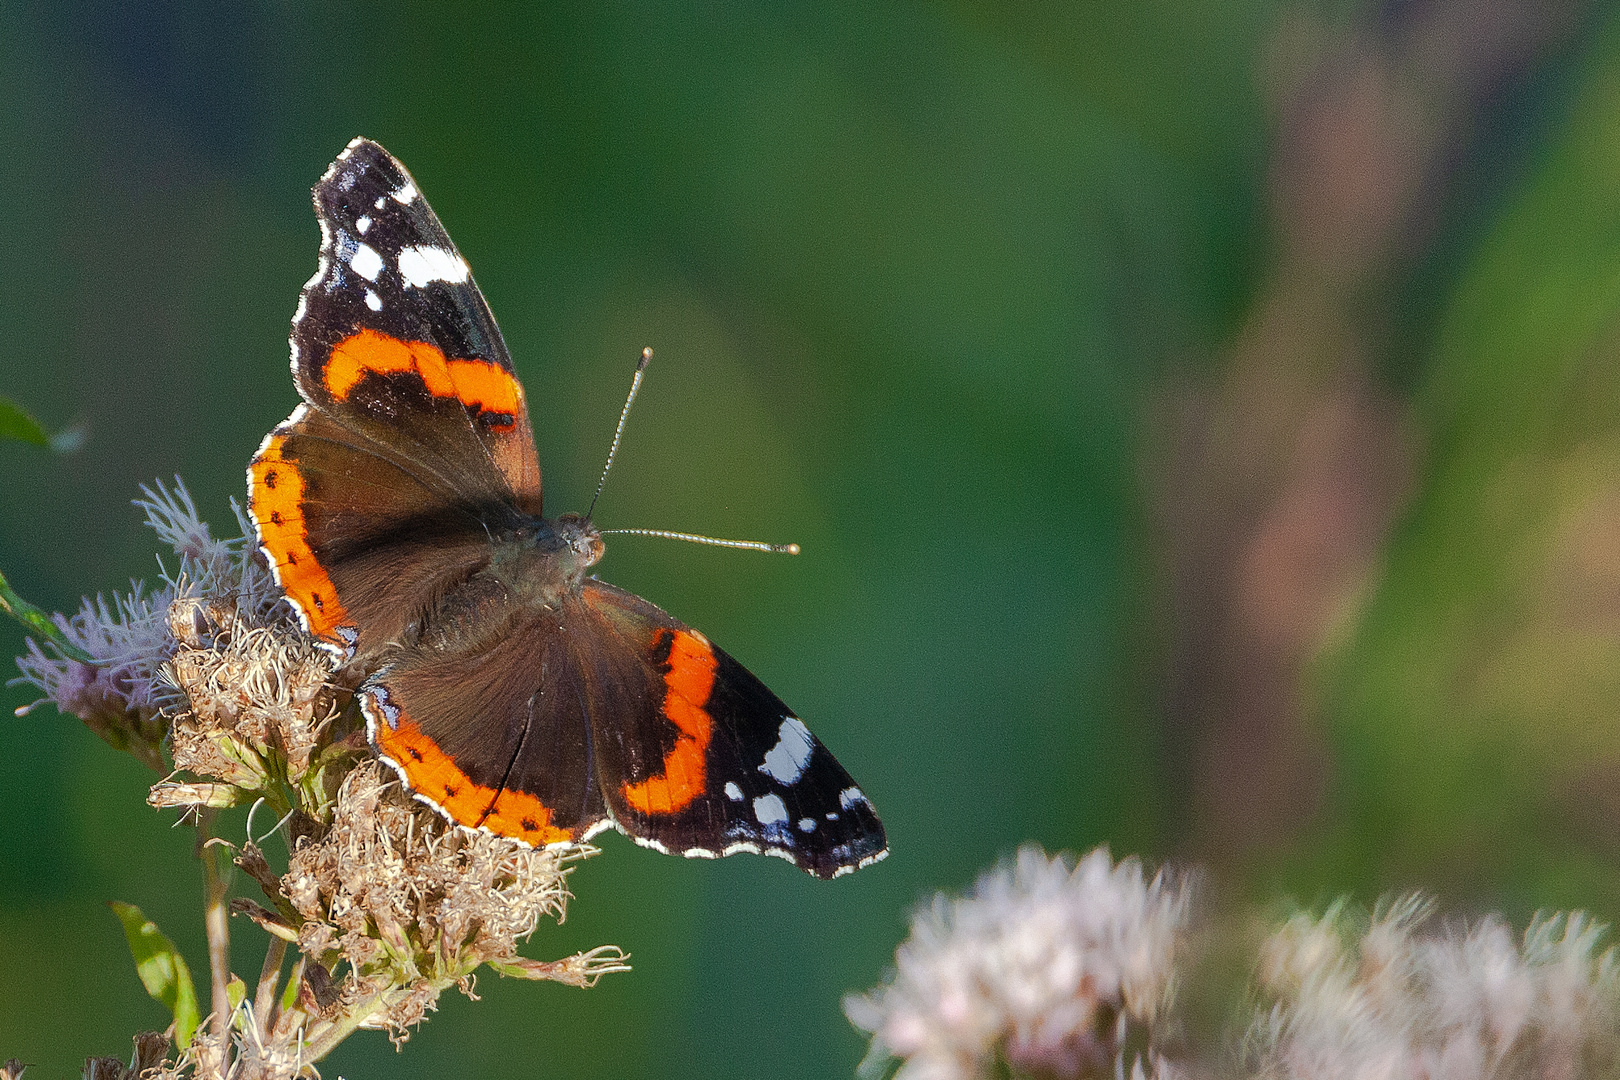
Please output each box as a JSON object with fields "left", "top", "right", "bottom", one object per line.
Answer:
{"left": 483, "top": 512, "right": 602, "bottom": 597}
{"left": 511, "top": 512, "right": 604, "bottom": 586}
{"left": 398, "top": 513, "right": 602, "bottom": 658}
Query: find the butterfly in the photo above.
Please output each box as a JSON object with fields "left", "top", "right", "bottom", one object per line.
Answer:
{"left": 246, "top": 138, "right": 885, "bottom": 879}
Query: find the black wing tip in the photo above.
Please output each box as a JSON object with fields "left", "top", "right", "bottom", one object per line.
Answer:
{"left": 814, "top": 836, "right": 889, "bottom": 880}
{"left": 316, "top": 137, "right": 410, "bottom": 202}
{"left": 335, "top": 136, "right": 393, "bottom": 168}
{"left": 804, "top": 804, "right": 887, "bottom": 879}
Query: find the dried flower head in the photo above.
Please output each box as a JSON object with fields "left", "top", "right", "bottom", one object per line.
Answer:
{"left": 155, "top": 760, "right": 629, "bottom": 1070}
{"left": 153, "top": 602, "right": 351, "bottom": 818}
{"left": 10, "top": 479, "right": 628, "bottom": 1075}
{"left": 845, "top": 845, "right": 1195, "bottom": 1080}
{"left": 1245, "top": 896, "right": 1620, "bottom": 1080}
{"left": 280, "top": 762, "right": 625, "bottom": 1035}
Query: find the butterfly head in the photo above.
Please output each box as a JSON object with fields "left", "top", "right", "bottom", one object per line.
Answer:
{"left": 492, "top": 513, "right": 604, "bottom": 605}
{"left": 549, "top": 512, "right": 605, "bottom": 571}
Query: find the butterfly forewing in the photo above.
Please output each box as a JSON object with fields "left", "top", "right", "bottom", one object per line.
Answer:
{"left": 290, "top": 136, "right": 541, "bottom": 515}
{"left": 250, "top": 404, "right": 519, "bottom": 651}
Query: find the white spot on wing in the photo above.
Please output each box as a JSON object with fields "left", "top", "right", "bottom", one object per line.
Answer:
{"left": 365, "top": 290, "right": 383, "bottom": 311}
{"left": 838, "top": 787, "right": 867, "bottom": 810}
{"left": 752, "top": 793, "right": 788, "bottom": 826}
{"left": 724, "top": 782, "right": 743, "bottom": 801}
{"left": 356, "top": 215, "right": 372, "bottom": 234}
{"left": 798, "top": 817, "right": 817, "bottom": 833}
{"left": 391, "top": 180, "right": 418, "bottom": 204}
{"left": 398, "top": 245, "right": 469, "bottom": 287}
{"left": 374, "top": 195, "right": 387, "bottom": 210}
{"left": 349, "top": 242, "right": 383, "bottom": 282}
{"left": 759, "top": 717, "right": 815, "bottom": 784}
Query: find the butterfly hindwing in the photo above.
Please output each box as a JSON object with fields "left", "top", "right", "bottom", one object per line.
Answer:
{"left": 362, "top": 581, "right": 888, "bottom": 878}
{"left": 582, "top": 581, "right": 887, "bottom": 879}
{"left": 361, "top": 613, "right": 609, "bottom": 846}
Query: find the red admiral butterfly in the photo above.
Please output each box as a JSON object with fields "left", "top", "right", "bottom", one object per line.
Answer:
{"left": 248, "top": 138, "right": 886, "bottom": 879}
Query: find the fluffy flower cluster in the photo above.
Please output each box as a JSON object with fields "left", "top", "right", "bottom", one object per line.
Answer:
{"left": 13, "top": 481, "right": 281, "bottom": 770}
{"left": 845, "top": 845, "right": 1194, "bottom": 1080}
{"left": 846, "top": 854, "right": 1620, "bottom": 1080}
{"left": 11, "top": 480, "right": 626, "bottom": 1076}
{"left": 1246, "top": 897, "right": 1620, "bottom": 1080}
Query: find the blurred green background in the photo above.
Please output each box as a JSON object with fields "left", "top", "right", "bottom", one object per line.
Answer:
{"left": 5, "top": 0, "right": 1620, "bottom": 1075}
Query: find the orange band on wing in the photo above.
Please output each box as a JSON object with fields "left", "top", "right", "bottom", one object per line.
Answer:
{"left": 373, "top": 705, "right": 575, "bottom": 845}
{"left": 621, "top": 629, "right": 717, "bottom": 815}
{"left": 324, "top": 328, "right": 521, "bottom": 430}
{"left": 249, "top": 434, "right": 353, "bottom": 640}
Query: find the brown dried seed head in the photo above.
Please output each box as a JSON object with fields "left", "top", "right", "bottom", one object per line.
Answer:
{"left": 157, "top": 613, "right": 352, "bottom": 825}
{"left": 146, "top": 780, "right": 246, "bottom": 810}
{"left": 296, "top": 920, "right": 336, "bottom": 960}
{"left": 129, "top": 1031, "right": 170, "bottom": 1075}
{"left": 373, "top": 978, "right": 439, "bottom": 1041}
{"left": 233, "top": 841, "right": 284, "bottom": 901}
{"left": 81, "top": 1057, "right": 123, "bottom": 1080}
{"left": 166, "top": 595, "right": 236, "bottom": 648}
{"left": 281, "top": 761, "right": 601, "bottom": 1018}
{"left": 166, "top": 724, "right": 269, "bottom": 790}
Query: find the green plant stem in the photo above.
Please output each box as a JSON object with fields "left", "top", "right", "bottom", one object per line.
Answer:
{"left": 299, "top": 979, "right": 453, "bottom": 1063}
{"left": 254, "top": 936, "right": 287, "bottom": 1041}
{"left": 0, "top": 568, "right": 92, "bottom": 663}
{"left": 299, "top": 996, "right": 387, "bottom": 1062}
{"left": 199, "top": 810, "right": 232, "bottom": 1049}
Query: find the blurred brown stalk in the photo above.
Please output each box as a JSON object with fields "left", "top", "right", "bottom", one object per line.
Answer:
{"left": 1157, "top": 0, "right": 1583, "bottom": 863}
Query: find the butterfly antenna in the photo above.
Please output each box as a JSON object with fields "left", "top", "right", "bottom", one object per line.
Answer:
{"left": 587, "top": 347, "right": 653, "bottom": 520}
{"left": 601, "top": 528, "right": 800, "bottom": 555}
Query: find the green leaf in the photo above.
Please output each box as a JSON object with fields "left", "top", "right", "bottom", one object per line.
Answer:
{"left": 280, "top": 960, "right": 302, "bottom": 1014}
{"left": 0, "top": 568, "right": 94, "bottom": 664}
{"left": 109, "top": 902, "right": 201, "bottom": 1049}
{"left": 0, "top": 398, "right": 48, "bottom": 447}
{"left": 226, "top": 974, "right": 247, "bottom": 1013}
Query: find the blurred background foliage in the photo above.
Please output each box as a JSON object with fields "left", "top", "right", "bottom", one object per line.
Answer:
{"left": 2, "top": 0, "right": 1619, "bottom": 1076}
